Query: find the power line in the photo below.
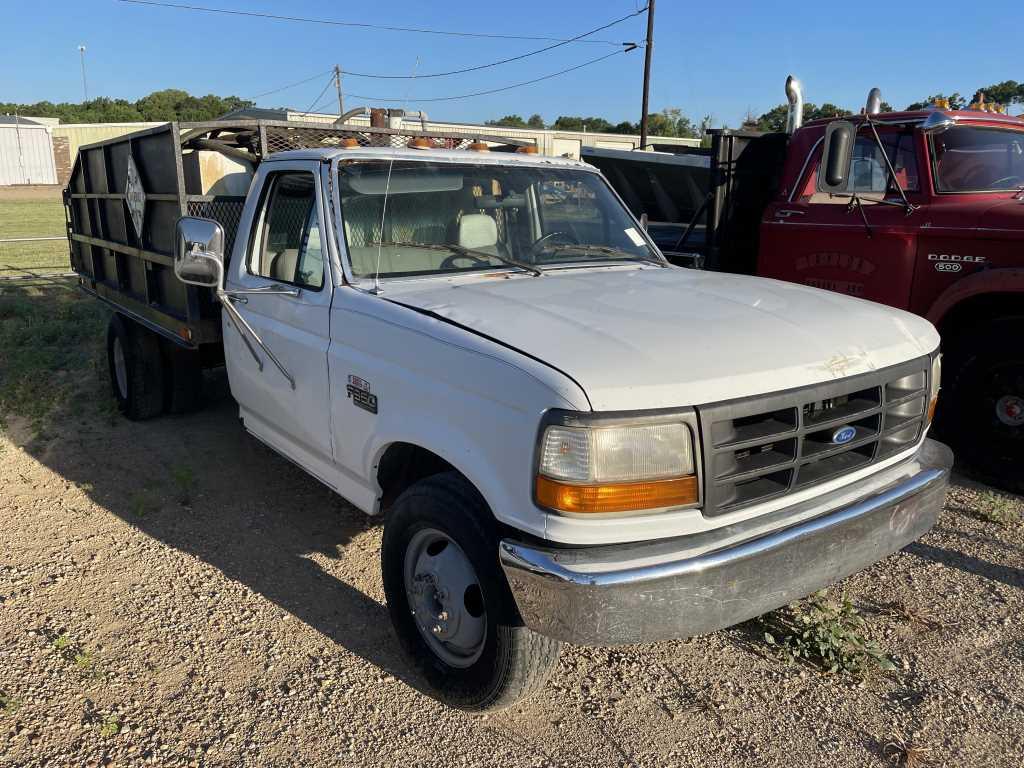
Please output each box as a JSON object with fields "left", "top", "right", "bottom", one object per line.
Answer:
{"left": 118, "top": 0, "right": 633, "bottom": 44}
{"left": 302, "top": 74, "right": 336, "bottom": 116}
{"left": 343, "top": 47, "right": 635, "bottom": 104}
{"left": 340, "top": 10, "right": 644, "bottom": 79}
{"left": 248, "top": 69, "right": 333, "bottom": 100}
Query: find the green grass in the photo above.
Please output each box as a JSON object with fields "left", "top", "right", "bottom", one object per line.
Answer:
{"left": 0, "top": 284, "right": 109, "bottom": 434}
{"left": 0, "top": 691, "right": 20, "bottom": 716}
{"left": 971, "top": 491, "right": 1019, "bottom": 527}
{"left": 0, "top": 200, "right": 65, "bottom": 238}
{"left": 0, "top": 200, "right": 70, "bottom": 273}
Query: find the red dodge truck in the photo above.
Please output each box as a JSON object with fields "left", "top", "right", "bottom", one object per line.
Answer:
{"left": 586, "top": 79, "right": 1023, "bottom": 490}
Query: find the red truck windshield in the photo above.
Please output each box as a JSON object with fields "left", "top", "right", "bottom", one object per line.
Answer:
{"left": 930, "top": 126, "right": 1024, "bottom": 193}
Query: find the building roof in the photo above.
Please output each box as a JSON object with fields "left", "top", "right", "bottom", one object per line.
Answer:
{"left": 218, "top": 106, "right": 289, "bottom": 121}
{"left": 0, "top": 115, "right": 42, "bottom": 126}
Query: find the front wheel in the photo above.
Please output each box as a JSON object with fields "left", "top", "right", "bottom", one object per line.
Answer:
{"left": 940, "top": 316, "right": 1024, "bottom": 493}
{"left": 381, "top": 473, "right": 561, "bottom": 711}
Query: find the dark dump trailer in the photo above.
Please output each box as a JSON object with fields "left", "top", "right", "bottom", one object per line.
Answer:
{"left": 65, "top": 119, "right": 531, "bottom": 414}
{"left": 582, "top": 129, "right": 788, "bottom": 274}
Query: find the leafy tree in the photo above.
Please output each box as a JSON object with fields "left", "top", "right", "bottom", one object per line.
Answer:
{"left": 0, "top": 90, "right": 254, "bottom": 124}
{"left": 755, "top": 102, "right": 852, "bottom": 132}
{"left": 906, "top": 93, "right": 965, "bottom": 110}
{"left": 879, "top": 101, "right": 894, "bottom": 112}
{"left": 526, "top": 113, "right": 545, "bottom": 129}
{"left": 485, "top": 114, "right": 528, "bottom": 128}
{"left": 975, "top": 80, "right": 1024, "bottom": 106}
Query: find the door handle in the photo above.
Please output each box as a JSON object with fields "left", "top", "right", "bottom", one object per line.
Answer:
{"left": 776, "top": 209, "right": 806, "bottom": 218}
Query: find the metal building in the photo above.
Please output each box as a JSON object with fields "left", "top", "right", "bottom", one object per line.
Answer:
{"left": 0, "top": 116, "right": 58, "bottom": 185}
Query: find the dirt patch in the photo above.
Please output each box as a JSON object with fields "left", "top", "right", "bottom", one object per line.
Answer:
{"left": 0, "top": 288, "right": 1022, "bottom": 767}
{"left": 0, "top": 186, "right": 63, "bottom": 202}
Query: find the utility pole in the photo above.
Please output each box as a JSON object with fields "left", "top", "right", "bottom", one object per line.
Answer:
{"left": 78, "top": 45, "right": 89, "bottom": 101}
{"left": 334, "top": 65, "right": 344, "bottom": 119}
{"left": 638, "top": 1, "right": 655, "bottom": 150}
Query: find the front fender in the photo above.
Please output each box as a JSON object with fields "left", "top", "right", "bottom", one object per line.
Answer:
{"left": 926, "top": 267, "right": 1024, "bottom": 327}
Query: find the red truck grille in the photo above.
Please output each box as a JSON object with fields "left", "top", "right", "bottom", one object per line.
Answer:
{"left": 696, "top": 357, "right": 931, "bottom": 517}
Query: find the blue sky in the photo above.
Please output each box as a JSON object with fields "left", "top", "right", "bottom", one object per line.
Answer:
{"left": 2, "top": 0, "right": 1021, "bottom": 125}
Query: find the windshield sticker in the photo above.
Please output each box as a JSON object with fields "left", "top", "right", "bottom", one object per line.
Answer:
{"left": 623, "top": 227, "right": 645, "bottom": 247}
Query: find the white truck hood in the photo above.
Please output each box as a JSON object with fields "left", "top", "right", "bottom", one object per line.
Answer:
{"left": 384, "top": 266, "right": 940, "bottom": 411}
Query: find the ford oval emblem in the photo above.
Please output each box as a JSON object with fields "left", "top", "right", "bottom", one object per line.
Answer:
{"left": 831, "top": 426, "right": 857, "bottom": 445}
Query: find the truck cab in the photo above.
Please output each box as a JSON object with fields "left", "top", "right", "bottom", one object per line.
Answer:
{"left": 758, "top": 106, "right": 1024, "bottom": 489}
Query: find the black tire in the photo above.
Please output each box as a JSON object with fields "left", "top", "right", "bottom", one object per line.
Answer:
{"left": 161, "top": 339, "right": 204, "bottom": 415}
{"left": 106, "top": 314, "right": 165, "bottom": 421}
{"left": 939, "top": 316, "right": 1024, "bottom": 493}
{"left": 381, "top": 472, "right": 561, "bottom": 711}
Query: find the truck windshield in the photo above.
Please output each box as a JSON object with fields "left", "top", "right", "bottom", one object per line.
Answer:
{"left": 930, "top": 126, "right": 1024, "bottom": 193}
{"left": 336, "top": 160, "right": 663, "bottom": 279}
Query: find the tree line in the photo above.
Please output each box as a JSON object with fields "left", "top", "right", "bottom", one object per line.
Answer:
{"left": 0, "top": 90, "right": 254, "bottom": 124}
{"left": 486, "top": 108, "right": 711, "bottom": 139}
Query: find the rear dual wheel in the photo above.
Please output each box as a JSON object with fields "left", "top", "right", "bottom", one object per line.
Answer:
{"left": 382, "top": 472, "right": 561, "bottom": 711}
{"left": 106, "top": 314, "right": 203, "bottom": 420}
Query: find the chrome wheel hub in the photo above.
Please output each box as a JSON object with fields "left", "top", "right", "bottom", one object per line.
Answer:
{"left": 113, "top": 337, "right": 128, "bottom": 399}
{"left": 996, "top": 394, "right": 1024, "bottom": 427}
{"left": 404, "top": 528, "right": 486, "bottom": 668}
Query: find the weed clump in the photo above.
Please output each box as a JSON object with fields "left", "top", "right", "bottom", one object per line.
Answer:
{"left": 761, "top": 592, "right": 895, "bottom": 676}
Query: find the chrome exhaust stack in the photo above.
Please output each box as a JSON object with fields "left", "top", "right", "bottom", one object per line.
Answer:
{"left": 785, "top": 75, "right": 804, "bottom": 133}
{"left": 865, "top": 87, "right": 883, "bottom": 116}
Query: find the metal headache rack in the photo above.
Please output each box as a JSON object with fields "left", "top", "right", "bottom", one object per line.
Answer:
{"left": 65, "top": 120, "right": 533, "bottom": 348}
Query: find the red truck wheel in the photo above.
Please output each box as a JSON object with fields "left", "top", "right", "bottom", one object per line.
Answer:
{"left": 942, "top": 317, "right": 1024, "bottom": 493}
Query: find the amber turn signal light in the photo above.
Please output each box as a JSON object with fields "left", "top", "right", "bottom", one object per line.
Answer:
{"left": 536, "top": 475, "right": 698, "bottom": 514}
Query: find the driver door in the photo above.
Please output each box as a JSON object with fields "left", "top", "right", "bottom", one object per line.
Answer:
{"left": 760, "top": 129, "right": 927, "bottom": 310}
{"left": 224, "top": 163, "right": 336, "bottom": 472}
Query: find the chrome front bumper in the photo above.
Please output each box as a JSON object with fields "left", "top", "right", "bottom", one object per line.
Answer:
{"left": 499, "top": 439, "right": 953, "bottom": 646}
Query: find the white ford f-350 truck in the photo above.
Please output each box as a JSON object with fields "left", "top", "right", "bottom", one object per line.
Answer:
{"left": 66, "top": 120, "right": 952, "bottom": 710}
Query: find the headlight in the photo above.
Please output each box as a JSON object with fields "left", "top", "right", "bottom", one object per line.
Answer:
{"left": 536, "top": 420, "right": 698, "bottom": 514}
{"left": 927, "top": 353, "right": 941, "bottom": 424}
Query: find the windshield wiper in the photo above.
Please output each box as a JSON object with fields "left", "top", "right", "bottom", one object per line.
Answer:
{"left": 373, "top": 241, "right": 542, "bottom": 277}
{"left": 543, "top": 244, "right": 668, "bottom": 268}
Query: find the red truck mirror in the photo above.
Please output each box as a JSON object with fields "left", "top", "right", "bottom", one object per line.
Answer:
{"left": 818, "top": 121, "right": 857, "bottom": 193}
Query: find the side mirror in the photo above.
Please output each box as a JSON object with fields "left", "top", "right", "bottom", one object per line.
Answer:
{"left": 174, "top": 216, "right": 224, "bottom": 289}
{"left": 817, "top": 120, "right": 856, "bottom": 193}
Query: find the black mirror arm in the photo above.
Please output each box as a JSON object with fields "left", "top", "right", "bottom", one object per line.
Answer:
{"left": 845, "top": 193, "right": 873, "bottom": 239}
{"left": 864, "top": 115, "right": 916, "bottom": 216}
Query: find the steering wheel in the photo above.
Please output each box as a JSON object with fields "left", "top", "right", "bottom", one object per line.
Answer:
{"left": 990, "top": 175, "right": 1023, "bottom": 189}
{"left": 440, "top": 252, "right": 492, "bottom": 270}
{"left": 530, "top": 231, "right": 579, "bottom": 257}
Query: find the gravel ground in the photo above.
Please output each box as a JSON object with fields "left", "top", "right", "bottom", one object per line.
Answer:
{"left": 1, "top": 380, "right": 1022, "bottom": 768}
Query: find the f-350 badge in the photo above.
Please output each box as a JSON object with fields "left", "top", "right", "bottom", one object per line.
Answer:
{"left": 347, "top": 375, "right": 378, "bottom": 414}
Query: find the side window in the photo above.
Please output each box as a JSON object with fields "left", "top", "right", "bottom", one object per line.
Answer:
{"left": 251, "top": 173, "right": 324, "bottom": 290}
{"left": 800, "top": 130, "right": 919, "bottom": 202}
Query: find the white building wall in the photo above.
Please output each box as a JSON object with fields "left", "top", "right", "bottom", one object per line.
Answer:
{"left": 0, "top": 124, "right": 58, "bottom": 185}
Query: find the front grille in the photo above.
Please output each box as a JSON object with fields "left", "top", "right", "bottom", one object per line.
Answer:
{"left": 697, "top": 357, "right": 931, "bottom": 517}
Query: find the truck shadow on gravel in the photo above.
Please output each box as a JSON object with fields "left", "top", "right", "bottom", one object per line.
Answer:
{"left": 19, "top": 374, "right": 429, "bottom": 693}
